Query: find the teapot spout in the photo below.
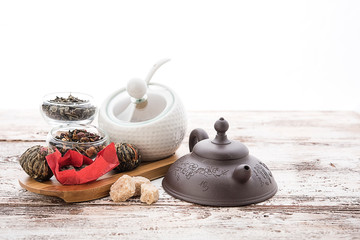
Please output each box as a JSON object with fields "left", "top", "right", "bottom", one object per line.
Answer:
{"left": 233, "top": 164, "right": 252, "bottom": 183}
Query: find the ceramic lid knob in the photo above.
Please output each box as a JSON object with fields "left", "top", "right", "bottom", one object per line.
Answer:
{"left": 126, "top": 78, "right": 147, "bottom": 100}
{"left": 212, "top": 117, "right": 231, "bottom": 144}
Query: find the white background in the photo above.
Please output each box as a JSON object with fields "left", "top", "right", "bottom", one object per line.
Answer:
{"left": 0, "top": 0, "right": 359, "bottom": 111}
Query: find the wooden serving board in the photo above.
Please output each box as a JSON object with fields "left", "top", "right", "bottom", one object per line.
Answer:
{"left": 18, "top": 153, "right": 180, "bottom": 203}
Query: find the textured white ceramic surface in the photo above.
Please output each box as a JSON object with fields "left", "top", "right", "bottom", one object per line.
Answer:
{"left": 98, "top": 89, "right": 187, "bottom": 161}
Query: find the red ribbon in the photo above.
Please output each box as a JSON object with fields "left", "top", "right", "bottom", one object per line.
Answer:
{"left": 46, "top": 142, "right": 119, "bottom": 185}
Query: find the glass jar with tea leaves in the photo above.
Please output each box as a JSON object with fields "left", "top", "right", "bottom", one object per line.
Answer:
{"left": 41, "top": 92, "right": 107, "bottom": 158}
{"left": 46, "top": 124, "right": 109, "bottom": 159}
{"left": 41, "top": 92, "right": 97, "bottom": 125}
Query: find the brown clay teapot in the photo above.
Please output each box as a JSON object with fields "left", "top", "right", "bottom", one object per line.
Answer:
{"left": 162, "top": 117, "right": 277, "bottom": 206}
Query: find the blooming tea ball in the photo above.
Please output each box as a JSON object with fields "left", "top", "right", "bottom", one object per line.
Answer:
{"left": 19, "top": 145, "right": 53, "bottom": 181}
{"left": 114, "top": 143, "right": 141, "bottom": 172}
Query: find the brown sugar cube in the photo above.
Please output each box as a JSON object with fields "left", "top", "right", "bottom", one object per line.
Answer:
{"left": 133, "top": 176, "right": 151, "bottom": 197}
{"left": 110, "top": 175, "right": 135, "bottom": 202}
{"left": 140, "top": 183, "right": 159, "bottom": 205}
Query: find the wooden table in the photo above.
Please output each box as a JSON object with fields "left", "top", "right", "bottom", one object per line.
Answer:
{"left": 1, "top": 110, "right": 359, "bottom": 239}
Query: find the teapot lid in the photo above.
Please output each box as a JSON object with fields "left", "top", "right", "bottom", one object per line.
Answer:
{"left": 191, "top": 118, "right": 249, "bottom": 160}
{"left": 104, "top": 59, "right": 175, "bottom": 124}
{"left": 106, "top": 81, "right": 174, "bottom": 124}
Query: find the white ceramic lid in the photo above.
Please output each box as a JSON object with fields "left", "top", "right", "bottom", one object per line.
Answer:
{"left": 106, "top": 82, "right": 175, "bottom": 124}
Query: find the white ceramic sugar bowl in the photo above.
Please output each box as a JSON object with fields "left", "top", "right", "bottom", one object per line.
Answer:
{"left": 98, "top": 59, "right": 187, "bottom": 161}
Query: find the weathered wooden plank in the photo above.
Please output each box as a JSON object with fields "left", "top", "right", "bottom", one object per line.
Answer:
{"left": 0, "top": 111, "right": 359, "bottom": 207}
{"left": 2, "top": 110, "right": 360, "bottom": 142}
{"left": 1, "top": 203, "right": 359, "bottom": 240}
{"left": 2, "top": 136, "right": 360, "bottom": 207}
{"left": 0, "top": 109, "right": 49, "bottom": 141}
{"left": 2, "top": 157, "right": 360, "bottom": 208}
{"left": 0, "top": 110, "right": 360, "bottom": 239}
{"left": 3, "top": 140, "right": 360, "bottom": 172}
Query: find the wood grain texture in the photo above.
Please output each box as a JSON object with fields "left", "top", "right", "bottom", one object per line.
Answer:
{"left": 18, "top": 152, "right": 180, "bottom": 203}
{"left": 1, "top": 110, "right": 360, "bottom": 239}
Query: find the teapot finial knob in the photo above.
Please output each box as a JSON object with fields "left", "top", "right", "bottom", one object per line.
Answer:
{"left": 214, "top": 117, "right": 229, "bottom": 134}
{"left": 212, "top": 117, "right": 231, "bottom": 145}
{"left": 127, "top": 78, "right": 147, "bottom": 100}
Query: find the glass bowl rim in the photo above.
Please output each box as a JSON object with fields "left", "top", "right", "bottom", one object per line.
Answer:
{"left": 48, "top": 124, "right": 109, "bottom": 146}
{"left": 42, "top": 92, "right": 96, "bottom": 107}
